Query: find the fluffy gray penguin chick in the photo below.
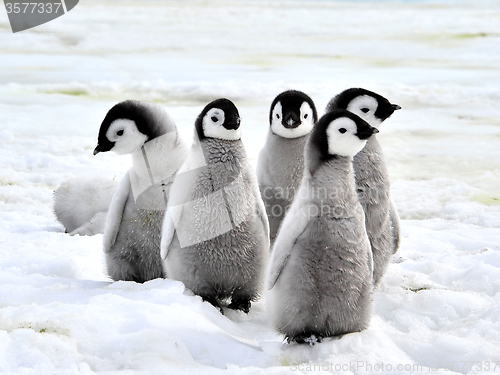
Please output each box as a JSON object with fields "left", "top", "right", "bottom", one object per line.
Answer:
{"left": 94, "top": 100, "right": 189, "bottom": 283}
{"left": 257, "top": 90, "right": 317, "bottom": 245}
{"left": 53, "top": 175, "right": 117, "bottom": 236}
{"left": 267, "top": 109, "right": 377, "bottom": 344}
{"left": 326, "top": 88, "right": 401, "bottom": 287}
{"left": 161, "top": 98, "right": 269, "bottom": 314}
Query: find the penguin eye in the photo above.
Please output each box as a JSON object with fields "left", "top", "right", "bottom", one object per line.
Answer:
{"left": 211, "top": 116, "right": 218, "bottom": 123}
{"left": 338, "top": 128, "right": 347, "bottom": 134}
{"left": 117, "top": 129, "right": 124, "bottom": 136}
{"left": 304, "top": 114, "right": 308, "bottom": 119}
{"left": 360, "top": 108, "right": 370, "bottom": 113}
{"left": 276, "top": 114, "right": 280, "bottom": 119}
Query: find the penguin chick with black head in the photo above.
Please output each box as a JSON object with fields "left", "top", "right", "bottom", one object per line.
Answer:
{"left": 94, "top": 100, "right": 189, "bottom": 283}
{"left": 161, "top": 98, "right": 269, "bottom": 314}
{"left": 326, "top": 88, "right": 401, "bottom": 287}
{"left": 257, "top": 90, "right": 318, "bottom": 245}
{"left": 267, "top": 109, "right": 377, "bottom": 344}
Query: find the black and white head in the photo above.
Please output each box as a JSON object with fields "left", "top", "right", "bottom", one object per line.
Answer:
{"left": 269, "top": 90, "right": 318, "bottom": 138}
{"left": 94, "top": 100, "right": 173, "bottom": 155}
{"left": 195, "top": 98, "right": 241, "bottom": 141}
{"left": 308, "top": 109, "right": 379, "bottom": 166}
{"left": 326, "top": 88, "right": 401, "bottom": 129}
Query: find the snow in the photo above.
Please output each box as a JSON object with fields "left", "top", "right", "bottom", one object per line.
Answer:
{"left": 1, "top": 0, "right": 500, "bottom": 374}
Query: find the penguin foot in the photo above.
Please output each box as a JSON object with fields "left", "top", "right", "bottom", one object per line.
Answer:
{"left": 289, "top": 333, "right": 323, "bottom": 346}
{"left": 227, "top": 297, "right": 251, "bottom": 313}
{"left": 202, "top": 296, "right": 224, "bottom": 315}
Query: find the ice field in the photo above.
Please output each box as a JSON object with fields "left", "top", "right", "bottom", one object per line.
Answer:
{"left": 0, "top": 0, "right": 500, "bottom": 374}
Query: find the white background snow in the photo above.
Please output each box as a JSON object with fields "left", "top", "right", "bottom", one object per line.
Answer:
{"left": 1, "top": 0, "right": 500, "bottom": 374}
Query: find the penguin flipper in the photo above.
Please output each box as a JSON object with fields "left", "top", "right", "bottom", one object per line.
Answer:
{"left": 103, "top": 172, "right": 131, "bottom": 253}
{"left": 256, "top": 199, "right": 270, "bottom": 250}
{"left": 159, "top": 153, "right": 200, "bottom": 259}
{"left": 249, "top": 168, "right": 270, "bottom": 249}
{"left": 267, "top": 196, "right": 311, "bottom": 290}
{"left": 267, "top": 240, "right": 292, "bottom": 290}
{"left": 160, "top": 208, "right": 178, "bottom": 259}
{"left": 389, "top": 198, "right": 401, "bottom": 254}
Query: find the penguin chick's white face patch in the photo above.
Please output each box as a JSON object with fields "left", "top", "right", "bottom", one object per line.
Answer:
{"left": 271, "top": 101, "right": 314, "bottom": 139}
{"left": 202, "top": 108, "right": 241, "bottom": 140}
{"left": 106, "top": 119, "right": 149, "bottom": 155}
{"left": 299, "top": 101, "right": 315, "bottom": 133}
{"left": 326, "top": 117, "right": 367, "bottom": 157}
{"left": 347, "top": 95, "right": 382, "bottom": 129}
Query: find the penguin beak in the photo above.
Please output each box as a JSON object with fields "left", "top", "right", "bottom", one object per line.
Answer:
{"left": 93, "top": 144, "right": 104, "bottom": 155}
{"left": 223, "top": 116, "right": 241, "bottom": 130}
{"left": 93, "top": 139, "right": 114, "bottom": 155}
{"left": 391, "top": 104, "right": 402, "bottom": 111}
{"left": 282, "top": 112, "right": 301, "bottom": 129}
{"left": 357, "top": 126, "right": 379, "bottom": 140}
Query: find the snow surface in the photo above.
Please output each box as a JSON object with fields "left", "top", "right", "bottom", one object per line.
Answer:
{"left": 1, "top": 0, "right": 500, "bottom": 374}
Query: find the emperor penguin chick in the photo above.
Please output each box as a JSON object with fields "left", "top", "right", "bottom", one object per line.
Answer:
{"left": 53, "top": 175, "right": 117, "bottom": 236}
{"left": 94, "top": 100, "right": 189, "bottom": 283}
{"left": 267, "top": 109, "right": 378, "bottom": 344}
{"left": 257, "top": 90, "right": 317, "bottom": 245}
{"left": 161, "top": 98, "right": 269, "bottom": 314}
{"left": 326, "top": 88, "right": 401, "bottom": 287}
